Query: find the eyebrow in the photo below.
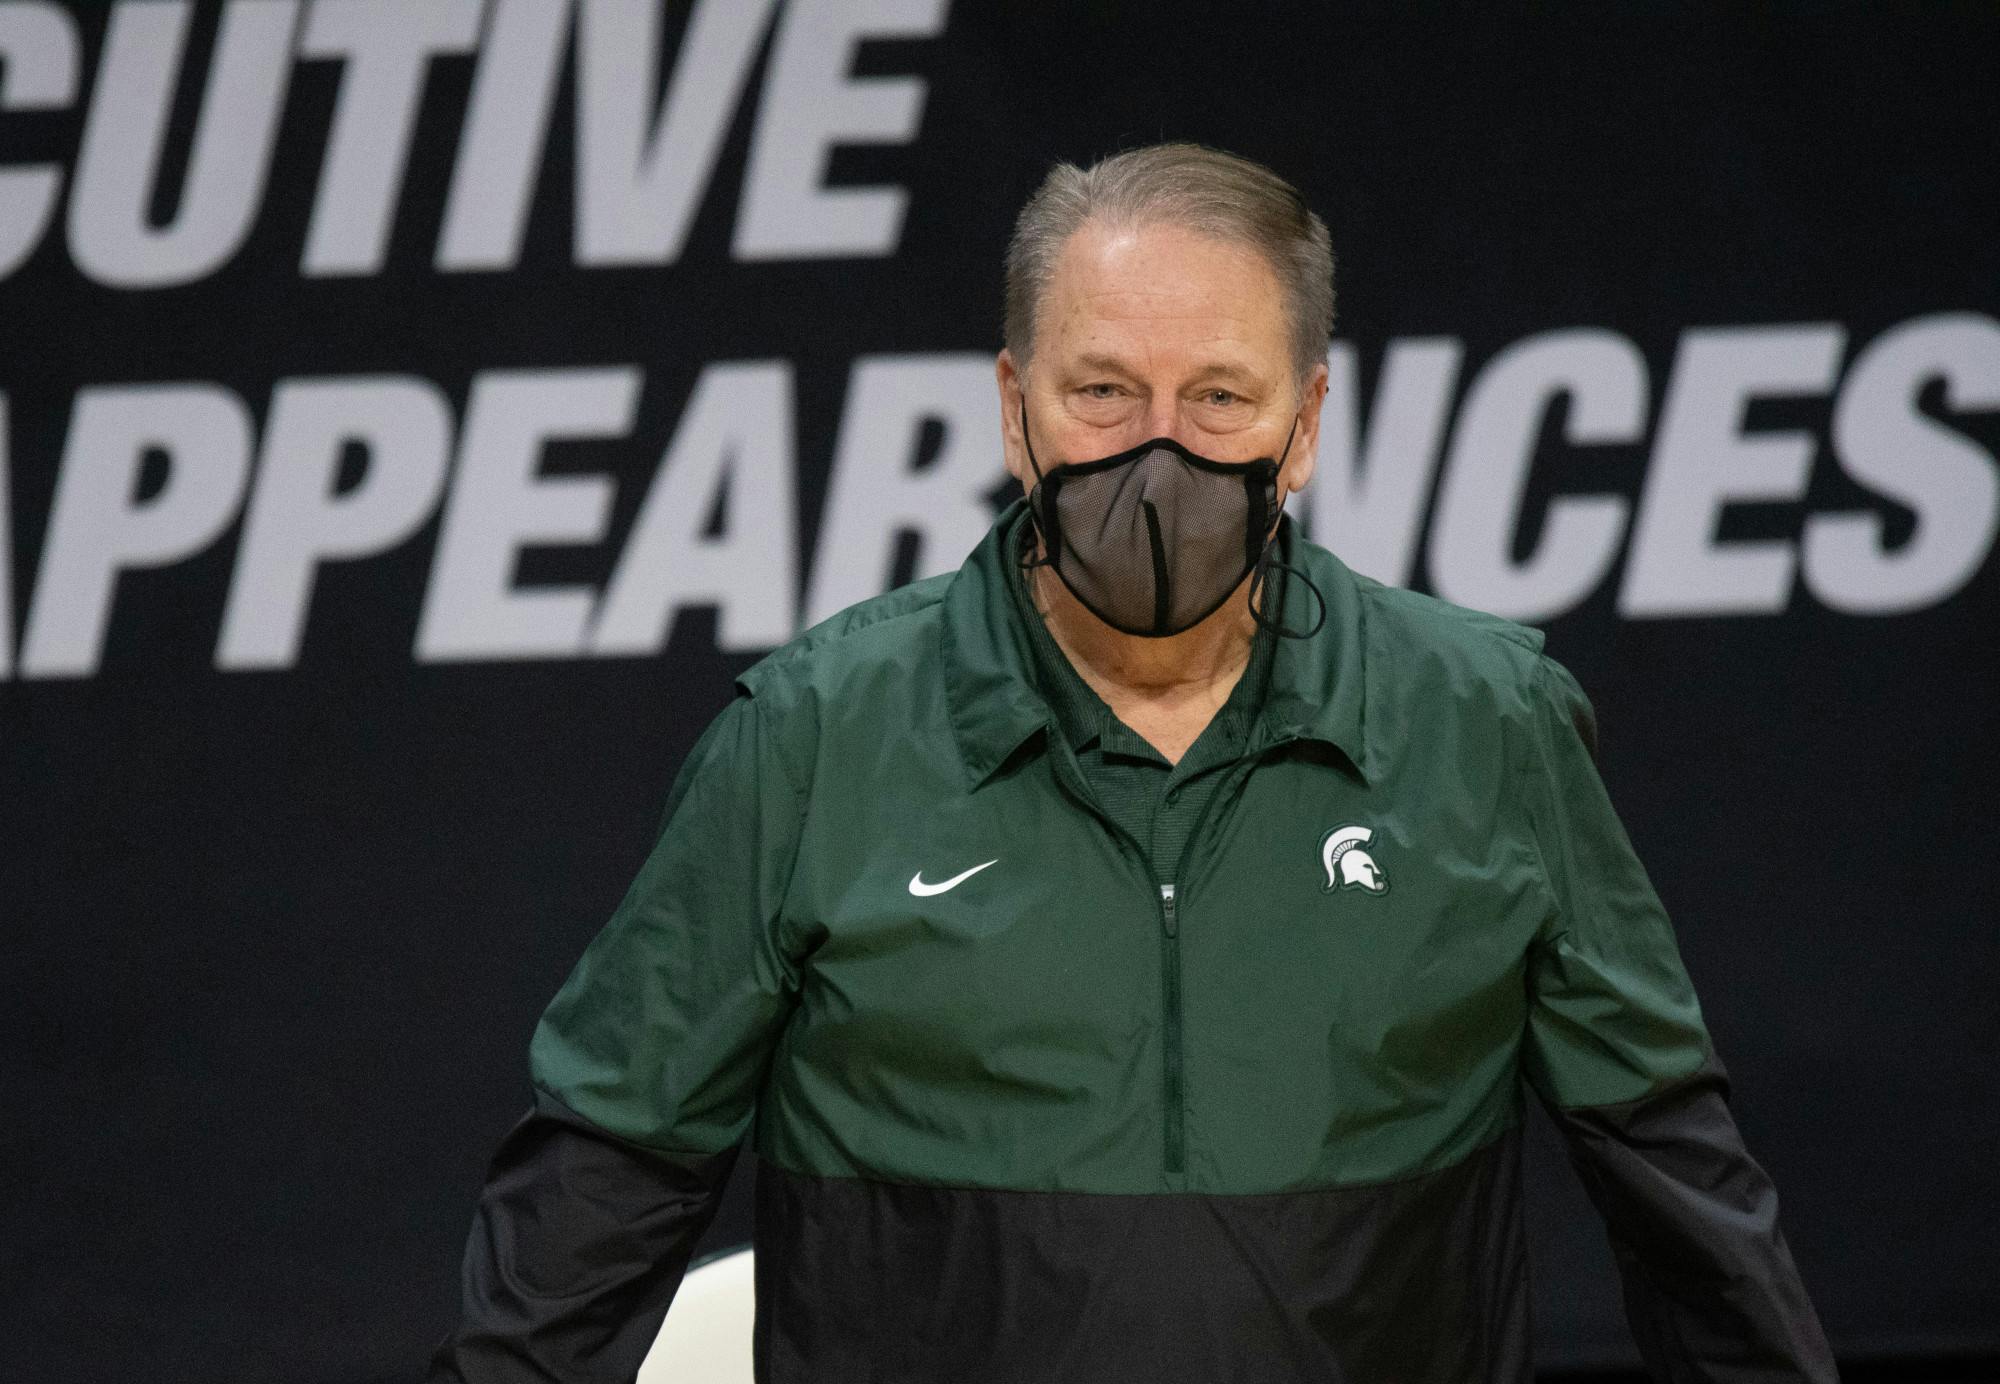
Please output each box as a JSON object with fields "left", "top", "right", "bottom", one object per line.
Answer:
{"left": 1069, "top": 352, "right": 1135, "bottom": 377}
{"left": 1068, "top": 353, "right": 1266, "bottom": 386}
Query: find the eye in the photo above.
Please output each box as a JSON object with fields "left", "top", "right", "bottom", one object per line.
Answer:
{"left": 1080, "top": 382, "right": 1122, "bottom": 400}
{"left": 1202, "top": 388, "right": 1241, "bottom": 407}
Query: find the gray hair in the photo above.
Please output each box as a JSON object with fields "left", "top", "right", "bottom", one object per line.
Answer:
{"left": 1003, "top": 142, "right": 1336, "bottom": 385}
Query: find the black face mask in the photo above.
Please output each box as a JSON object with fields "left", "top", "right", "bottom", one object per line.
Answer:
{"left": 1016, "top": 399, "right": 1326, "bottom": 640}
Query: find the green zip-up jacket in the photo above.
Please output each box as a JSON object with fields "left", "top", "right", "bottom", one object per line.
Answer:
{"left": 431, "top": 498, "right": 1835, "bottom": 1383}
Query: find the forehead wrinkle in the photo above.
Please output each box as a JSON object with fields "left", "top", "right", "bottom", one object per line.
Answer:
{"left": 1062, "top": 322, "right": 1272, "bottom": 368}
{"left": 1059, "top": 299, "right": 1266, "bottom": 345}
{"left": 1061, "top": 291, "right": 1259, "bottom": 323}
{"left": 1038, "top": 222, "right": 1293, "bottom": 381}
{"left": 1049, "top": 234, "right": 1279, "bottom": 308}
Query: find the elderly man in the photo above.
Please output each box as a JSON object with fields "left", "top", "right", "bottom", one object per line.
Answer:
{"left": 431, "top": 144, "right": 1835, "bottom": 1382}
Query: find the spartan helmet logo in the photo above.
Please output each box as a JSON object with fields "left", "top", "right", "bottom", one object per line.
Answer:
{"left": 1320, "top": 824, "right": 1389, "bottom": 894}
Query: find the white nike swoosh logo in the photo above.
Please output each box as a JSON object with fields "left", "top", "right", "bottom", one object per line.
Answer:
{"left": 908, "top": 859, "right": 998, "bottom": 897}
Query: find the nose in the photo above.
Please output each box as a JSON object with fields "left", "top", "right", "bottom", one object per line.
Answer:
{"left": 1138, "top": 396, "right": 1182, "bottom": 444}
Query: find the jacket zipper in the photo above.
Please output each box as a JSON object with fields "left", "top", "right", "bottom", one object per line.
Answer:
{"left": 1151, "top": 756, "right": 1260, "bottom": 1177}
{"left": 1044, "top": 736, "right": 1257, "bottom": 1180}
{"left": 1158, "top": 881, "right": 1183, "bottom": 1173}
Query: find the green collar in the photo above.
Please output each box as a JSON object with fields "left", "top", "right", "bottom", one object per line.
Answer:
{"left": 940, "top": 496, "right": 1372, "bottom": 789}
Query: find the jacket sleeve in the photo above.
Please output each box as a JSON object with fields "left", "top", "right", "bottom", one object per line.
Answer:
{"left": 429, "top": 685, "right": 811, "bottom": 1382}
{"left": 1518, "top": 652, "right": 1837, "bottom": 1383}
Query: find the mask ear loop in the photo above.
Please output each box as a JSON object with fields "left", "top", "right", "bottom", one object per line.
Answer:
{"left": 1016, "top": 395, "right": 1056, "bottom": 572}
{"left": 1246, "top": 415, "right": 1326, "bottom": 640}
{"left": 1249, "top": 550, "right": 1327, "bottom": 640}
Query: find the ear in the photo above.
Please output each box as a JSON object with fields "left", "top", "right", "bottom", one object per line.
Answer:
{"left": 1284, "top": 358, "right": 1329, "bottom": 497}
{"left": 996, "top": 349, "right": 1029, "bottom": 488}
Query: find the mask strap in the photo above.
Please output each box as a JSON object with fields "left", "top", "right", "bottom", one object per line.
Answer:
{"left": 1244, "top": 412, "right": 1320, "bottom": 638}
{"left": 1275, "top": 413, "right": 1299, "bottom": 467}
{"left": 1249, "top": 548, "right": 1327, "bottom": 640}
{"left": 1017, "top": 396, "right": 1055, "bottom": 571}
{"left": 1244, "top": 414, "right": 1299, "bottom": 568}
{"left": 1247, "top": 410, "right": 1320, "bottom": 641}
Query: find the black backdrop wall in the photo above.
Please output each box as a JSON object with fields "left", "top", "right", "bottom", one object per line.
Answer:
{"left": 3, "top": 3, "right": 1995, "bottom": 1380}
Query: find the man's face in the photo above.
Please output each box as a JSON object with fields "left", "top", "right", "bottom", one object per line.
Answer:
{"left": 998, "top": 218, "right": 1327, "bottom": 504}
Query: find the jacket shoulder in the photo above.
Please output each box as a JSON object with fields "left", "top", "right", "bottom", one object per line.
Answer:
{"left": 1348, "top": 566, "right": 1551, "bottom": 712}
{"left": 733, "top": 571, "right": 953, "bottom": 704}
{"left": 1357, "top": 569, "right": 1545, "bottom": 654}
{"left": 727, "top": 573, "right": 957, "bottom": 795}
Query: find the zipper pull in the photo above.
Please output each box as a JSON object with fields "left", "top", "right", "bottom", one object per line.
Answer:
{"left": 1160, "top": 882, "right": 1178, "bottom": 937}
